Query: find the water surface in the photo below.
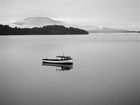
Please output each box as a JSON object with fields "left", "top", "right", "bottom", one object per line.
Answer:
{"left": 0, "top": 33, "right": 140, "bottom": 105}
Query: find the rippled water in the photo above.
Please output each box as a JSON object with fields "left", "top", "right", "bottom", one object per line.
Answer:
{"left": 0, "top": 33, "right": 139, "bottom": 105}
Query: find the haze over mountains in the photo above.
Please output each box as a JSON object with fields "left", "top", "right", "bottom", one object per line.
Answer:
{"left": 13, "top": 17, "right": 65, "bottom": 28}
{"left": 11, "top": 17, "right": 139, "bottom": 33}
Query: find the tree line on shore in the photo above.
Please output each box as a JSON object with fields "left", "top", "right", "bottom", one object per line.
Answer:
{"left": 0, "top": 24, "right": 89, "bottom": 35}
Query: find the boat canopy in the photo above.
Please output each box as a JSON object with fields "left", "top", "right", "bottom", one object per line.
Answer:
{"left": 56, "top": 56, "right": 72, "bottom": 60}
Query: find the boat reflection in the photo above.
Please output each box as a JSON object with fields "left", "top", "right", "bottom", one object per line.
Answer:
{"left": 42, "top": 62, "right": 73, "bottom": 71}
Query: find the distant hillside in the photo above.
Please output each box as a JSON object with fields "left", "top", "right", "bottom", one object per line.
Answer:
{"left": 8, "top": 17, "right": 139, "bottom": 33}
{"left": 0, "top": 24, "right": 88, "bottom": 35}
{"left": 77, "top": 25, "right": 139, "bottom": 33}
{"left": 88, "top": 28, "right": 139, "bottom": 33}
{"left": 13, "top": 17, "right": 65, "bottom": 28}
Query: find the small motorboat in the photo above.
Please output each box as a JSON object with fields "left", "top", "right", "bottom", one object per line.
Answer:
{"left": 42, "top": 55, "right": 73, "bottom": 65}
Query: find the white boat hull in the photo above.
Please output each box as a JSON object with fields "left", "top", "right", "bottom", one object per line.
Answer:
{"left": 42, "top": 59, "right": 73, "bottom": 64}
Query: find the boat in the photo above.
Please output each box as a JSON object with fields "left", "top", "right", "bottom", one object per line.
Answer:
{"left": 42, "top": 55, "right": 73, "bottom": 65}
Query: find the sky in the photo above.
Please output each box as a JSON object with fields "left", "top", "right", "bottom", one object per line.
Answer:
{"left": 0, "top": 0, "right": 139, "bottom": 30}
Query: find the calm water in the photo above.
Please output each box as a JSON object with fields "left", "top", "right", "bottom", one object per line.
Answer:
{"left": 0, "top": 33, "right": 140, "bottom": 105}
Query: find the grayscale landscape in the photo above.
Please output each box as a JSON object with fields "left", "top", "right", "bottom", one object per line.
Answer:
{"left": 0, "top": 0, "right": 139, "bottom": 105}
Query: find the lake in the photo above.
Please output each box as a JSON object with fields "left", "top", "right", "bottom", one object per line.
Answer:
{"left": 0, "top": 33, "right": 140, "bottom": 105}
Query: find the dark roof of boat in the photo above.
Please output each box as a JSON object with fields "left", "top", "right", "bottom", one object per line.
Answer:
{"left": 56, "top": 56, "right": 72, "bottom": 58}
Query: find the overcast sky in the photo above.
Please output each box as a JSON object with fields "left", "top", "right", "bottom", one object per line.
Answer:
{"left": 0, "top": 0, "right": 139, "bottom": 29}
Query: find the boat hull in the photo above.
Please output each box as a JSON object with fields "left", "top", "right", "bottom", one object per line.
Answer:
{"left": 42, "top": 59, "right": 73, "bottom": 65}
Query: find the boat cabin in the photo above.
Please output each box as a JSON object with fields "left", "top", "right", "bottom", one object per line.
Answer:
{"left": 56, "top": 56, "right": 72, "bottom": 60}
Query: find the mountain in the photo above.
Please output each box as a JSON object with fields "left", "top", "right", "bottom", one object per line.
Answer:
{"left": 13, "top": 17, "right": 65, "bottom": 27}
{"left": 78, "top": 25, "right": 137, "bottom": 33}
{"left": 12, "top": 17, "right": 138, "bottom": 33}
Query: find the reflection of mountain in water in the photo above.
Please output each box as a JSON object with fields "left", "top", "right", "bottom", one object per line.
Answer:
{"left": 42, "top": 62, "right": 73, "bottom": 71}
